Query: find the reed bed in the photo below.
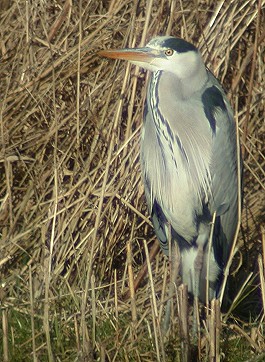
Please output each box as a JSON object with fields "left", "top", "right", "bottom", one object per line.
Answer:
{"left": 0, "top": 0, "right": 264, "bottom": 361}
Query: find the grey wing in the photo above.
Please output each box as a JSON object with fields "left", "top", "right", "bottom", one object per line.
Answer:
{"left": 204, "top": 73, "right": 241, "bottom": 266}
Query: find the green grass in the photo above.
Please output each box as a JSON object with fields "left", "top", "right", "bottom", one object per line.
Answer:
{"left": 1, "top": 306, "right": 261, "bottom": 361}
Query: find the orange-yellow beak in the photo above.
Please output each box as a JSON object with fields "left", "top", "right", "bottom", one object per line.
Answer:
{"left": 98, "top": 47, "right": 156, "bottom": 63}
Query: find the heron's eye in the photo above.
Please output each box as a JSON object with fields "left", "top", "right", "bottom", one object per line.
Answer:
{"left": 164, "top": 49, "right": 174, "bottom": 56}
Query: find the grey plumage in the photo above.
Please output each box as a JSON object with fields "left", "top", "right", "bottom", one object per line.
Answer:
{"left": 99, "top": 36, "right": 241, "bottom": 303}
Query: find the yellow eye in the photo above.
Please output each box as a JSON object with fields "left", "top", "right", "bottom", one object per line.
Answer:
{"left": 165, "top": 49, "right": 174, "bottom": 56}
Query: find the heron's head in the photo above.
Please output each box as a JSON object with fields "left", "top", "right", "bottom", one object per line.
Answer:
{"left": 98, "top": 36, "right": 203, "bottom": 80}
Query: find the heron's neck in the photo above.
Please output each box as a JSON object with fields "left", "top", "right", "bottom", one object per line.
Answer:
{"left": 154, "top": 63, "right": 208, "bottom": 99}
{"left": 183, "top": 65, "right": 208, "bottom": 98}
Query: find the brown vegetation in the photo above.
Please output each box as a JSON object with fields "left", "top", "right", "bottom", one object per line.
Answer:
{"left": 0, "top": 0, "right": 264, "bottom": 360}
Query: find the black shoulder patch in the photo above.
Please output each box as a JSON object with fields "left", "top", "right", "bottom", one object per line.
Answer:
{"left": 201, "top": 85, "right": 227, "bottom": 134}
{"left": 162, "top": 38, "right": 197, "bottom": 53}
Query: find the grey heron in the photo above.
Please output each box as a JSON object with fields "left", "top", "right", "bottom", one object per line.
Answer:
{"left": 99, "top": 36, "right": 241, "bottom": 306}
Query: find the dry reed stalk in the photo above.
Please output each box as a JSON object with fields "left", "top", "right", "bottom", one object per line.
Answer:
{"left": 258, "top": 250, "right": 265, "bottom": 325}
{"left": 80, "top": 266, "right": 93, "bottom": 360}
{"left": 177, "top": 284, "right": 190, "bottom": 362}
{"left": 123, "top": 239, "right": 160, "bottom": 300}
{"left": 43, "top": 230, "right": 54, "bottom": 362}
{"left": 209, "top": 299, "right": 221, "bottom": 362}
{"left": 230, "top": 323, "right": 262, "bottom": 353}
{"left": 2, "top": 307, "right": 8, "bottom": 362}
{"left": 29, "top": 265, "right": 37, "bottom": 362}
{"left": 91, "top": 273, "right": 96, "bottom": 350}
{"left": 126, "top": 240, "right": 137, "bottom": 323}
{"left": 143, "top": 239, "right": 165, "bottom": 361}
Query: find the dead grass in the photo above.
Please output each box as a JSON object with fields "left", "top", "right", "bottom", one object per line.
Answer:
{"left": 0, "top": 0, "right": 264, "bottom": 361}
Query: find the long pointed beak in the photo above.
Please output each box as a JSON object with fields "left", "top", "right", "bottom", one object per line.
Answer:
{"left": 98, "top": 47, "right": 156, "bottom": 63}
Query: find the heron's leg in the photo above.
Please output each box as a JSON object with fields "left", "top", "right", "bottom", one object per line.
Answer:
{"left": 163, "top": 241, "right": 180, "bottom": 334}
